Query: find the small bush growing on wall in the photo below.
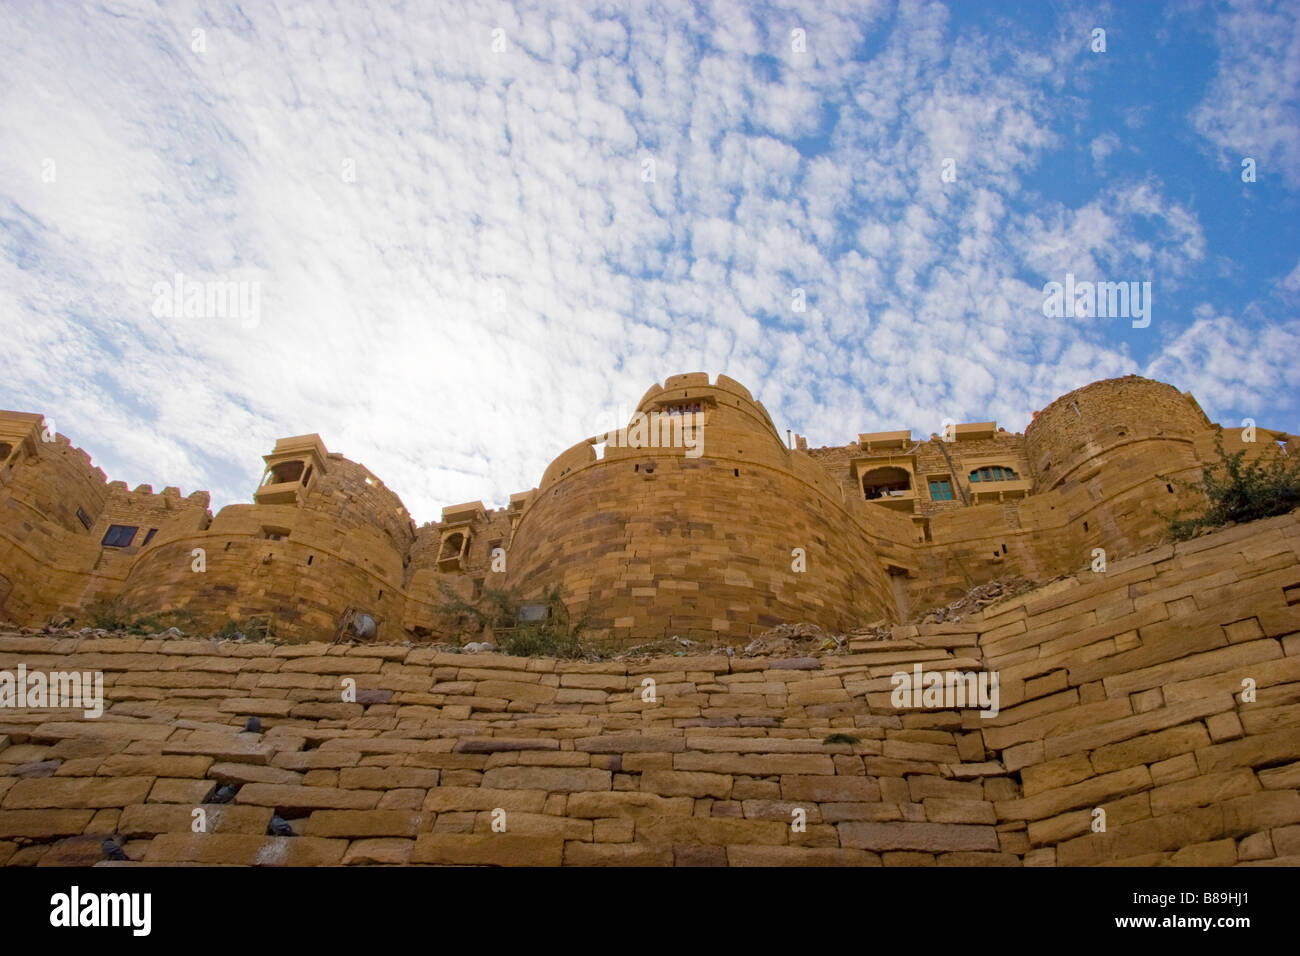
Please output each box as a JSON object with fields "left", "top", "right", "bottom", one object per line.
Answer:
{"left": 83, "top": 597, "right": 200, "bottom": 635}
{"left": 431, "top": 581, "right": 586, "bottom": 658}
{"left": 215, "top": 617, "right": 274, "bottom": 642}
{"left": 1159, "top": 429, "right": 1300, "bottom": 541}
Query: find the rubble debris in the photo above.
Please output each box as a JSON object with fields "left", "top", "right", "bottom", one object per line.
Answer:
{"left": 916, "top": 577, "right": 1039, "bottom": 626}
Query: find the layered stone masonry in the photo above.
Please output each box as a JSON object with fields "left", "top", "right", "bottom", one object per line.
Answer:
{"left": 1, "top": 374, "right": 1293, "bottom": 645}
{"left": 0, "top": 510, "right": 1296, "bottom": 866}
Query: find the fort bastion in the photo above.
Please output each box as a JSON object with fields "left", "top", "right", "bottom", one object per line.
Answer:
{"left": 0, "top": 373, "right": 1292, "bottom": 644}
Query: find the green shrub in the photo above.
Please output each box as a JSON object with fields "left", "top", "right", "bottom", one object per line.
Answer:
{"left": 497, "top": 623, "right": 583, "bottom": 659}
{"left": 1159, "top": 429, "right": 1300, "bottom": 541}
{"left": 214, "top": 617, "right": 274, "bottom": 642}
{"left": 83, "top": 596, "right": 144, "bottom": 632}
{"left": 82, "top": 598, "right": 203, "bottom": 635}
{"left": 430, "top": 581, "right": 586, "bottom": 658}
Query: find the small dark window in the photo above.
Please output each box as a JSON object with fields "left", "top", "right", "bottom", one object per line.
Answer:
{"left": 378, "top": 589, "right": 383, "bottom": 599}
{"left": 634, "top": 464, "right": 639, "bottom": 472}
{"left": 306, "top": 555, "right": 313, "bottom": 565}
{"left": 142, "top": 528, "right": 158, "bottom": 545}
{"left": 1001, "top": 543, "right": 1007, "bottom": 554}
{"left": 76, "top": 507, "right": 93, "bottom": 530}
{"left": 225, "top": 541, "right": 232, "bottom": 550}
{"left": 1166, "top": 484, "right": 1174, "bottom": 493}
{"left": 733, "top": 469, "right": 739, "bottom": 477}
{"left": 1083, "top": 521, "right": 1089, "bottom": 532}
{"left": 101, "top": 524, "right": 138, "bottom": 548}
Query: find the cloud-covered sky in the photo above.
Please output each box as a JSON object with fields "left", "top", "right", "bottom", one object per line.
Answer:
{"left": 1, "top": 0, "right": 1296, "bottom": 523}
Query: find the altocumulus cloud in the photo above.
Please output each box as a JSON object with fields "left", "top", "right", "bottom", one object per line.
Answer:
{"left": 0, "top": 0, "right": 1295, "bottom": 522}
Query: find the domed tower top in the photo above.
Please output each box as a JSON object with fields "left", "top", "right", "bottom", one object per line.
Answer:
{"left": 1024, "top": 375, "right": 1211, "bottom": 491}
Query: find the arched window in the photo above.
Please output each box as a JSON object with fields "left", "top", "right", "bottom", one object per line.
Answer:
{"left": 969, "top": 466, "right": 1018, "bottom": 483}
{"left": 862, "top": 466, "right": 911, "bottom": 500}
{"left": 439, "top": 532, "right": 465, "bottom": 560}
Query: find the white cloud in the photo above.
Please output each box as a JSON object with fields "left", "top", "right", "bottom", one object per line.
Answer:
{"left": 0, "top": 0, "right": 1290, "bottom": 526}
{"left": 1191, "top": 0, "right": 1300, "bottom": 188}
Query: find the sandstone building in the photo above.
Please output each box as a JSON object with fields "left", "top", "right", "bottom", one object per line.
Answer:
{"left": 0, "top": 374, "right": 1292, "bottom": 644}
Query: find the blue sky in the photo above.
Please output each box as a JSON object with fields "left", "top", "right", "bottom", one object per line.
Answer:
{"left": 0, "top": 0, "right": 1296, "bottom": 522}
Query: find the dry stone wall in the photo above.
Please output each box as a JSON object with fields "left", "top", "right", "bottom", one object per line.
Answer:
{"left": 1, "top": 510, "right": 1296, "bottom": 866}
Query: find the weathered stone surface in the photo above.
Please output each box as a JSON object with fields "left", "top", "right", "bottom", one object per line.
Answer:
{"left": 338, "top": 767, "right": 438, "bottom": 789}
{"left": 118, "top": 804, "right": 272, "bottom": 837}
{"left": 410, "top": 833, "right": 563, "bottom": 866}
{"left": 641, "top": 771, "right": 732, "bottom": 799}
{"left": 0, "top": 809, "right": 95, "bottom": 838}
{"left": 303, "top": 810, "right": 424, "bottom": 838}
{"left": 454, "top": 738, "right": 560, "bottom": 754}
{"left": 634, "top": 816, "right": 787, "bottom": 846}
{"left": 564, "top": 842, "right": 673, "bottom": 866}
{"left": 924, "top": 798, "right": 996, "bottom": 824}
{"left": 422, "top": 787, "right": 548, "bottom": 813}
{"left": 1149, "top": 768, "right": 1260, "bottom": 816}
{"left": 234, "top": 784, "right": 380, "bottom": 811}
{"left": 208, "top": 762, "right": 303, "bottom": 786}
{"left": 730, "top": 846, "right": 881, "bottom": 866}
{"left": 479, "top": 767, "right": 611, "bottom": 793}
{"left": 143, "top": 833, "right": 348, "bottom": 865}
{"left": 673, "top": 752, "right": 835, "bottom": 775}
{"left": 1089, "top": 724, "right": 1211, "bottom": 774}
{"left": 565, "top": 791, "right": 694, "bottom": 819}
{"left": 575, "top": 735, "right": 686, "bottom": 753}
{"left": 780, "top": 775, "right": 880, "bottom": 803}
{"left": 163, "top": 737, "right": 276, "bottom": 765}
{"left": 342, "top": 838, "right": 414, "bottom": 865}
{"left": 98, "top": 754, "right": 213, "bottom": 778}
{"left": 994, "top": 767, "right": 1152, "bottom": 823}
{"left": 838, "top": 822, "right": 999, "bottom": 852}
{"left": 3, "top": 776, "right": 153, "bottom": 810}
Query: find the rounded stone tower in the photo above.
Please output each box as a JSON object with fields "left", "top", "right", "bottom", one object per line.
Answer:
{"left": 1023, "top": 374, "right": 1213, "bottom": 558}
{"left": 119, "top": 435, "right": 416, "bottom": 641}
{"left": 505, "top": 373, "right": 897, "bottom": 644}
{"left": 1025, "top": 375, "right": 1211, "bottom": 491}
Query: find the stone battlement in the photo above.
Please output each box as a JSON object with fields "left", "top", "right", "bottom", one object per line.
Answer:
{"left": 0, "top": 375, "right": 1293, "bottom": 645}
